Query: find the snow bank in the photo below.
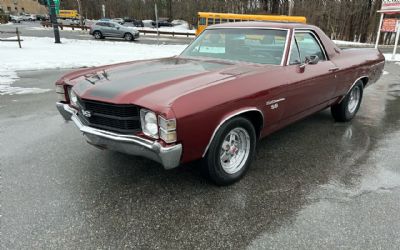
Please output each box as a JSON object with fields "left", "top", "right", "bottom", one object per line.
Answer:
{"left": 333, "top": 40, "right": 373, "bottom": 46}
{"left": 384, "top": 53, "right": 400, "bottom": 62}
{"left": 0, "top": 36, "right": 187, "bottom": 95}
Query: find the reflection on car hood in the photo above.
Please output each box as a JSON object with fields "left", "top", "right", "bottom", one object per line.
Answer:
{"left": 70, "top": 57, "right": 271, "bottom": 107}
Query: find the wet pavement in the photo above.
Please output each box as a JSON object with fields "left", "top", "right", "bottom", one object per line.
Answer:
{"left": 1, "top": 63, "right": 400, "bottom": 249}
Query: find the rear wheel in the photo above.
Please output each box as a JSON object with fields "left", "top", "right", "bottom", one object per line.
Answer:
{"left": 93, "top": 31, "right": 103, "bottom": 39}
{"left": 331, "top": 81, "right": 363, "bottom": 122}
{"left": 203, "top": 117, "right": 256, "bottom": 186}
{"left": 124, "top": 33, "right": 133, "bottom": 41}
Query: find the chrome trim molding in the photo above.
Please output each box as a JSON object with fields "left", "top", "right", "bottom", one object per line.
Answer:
{"left": 202, "top": 108, "right": 264, "bottom": 157}
{"left": 286, "top": 29, "right": 329, "bottom": 65}
{"left": 339, "top": 75, "right": 369, "bottom": 103}
{"left": 266, "top": 98, "right": 286, "bottom": 106}
{"left": 198, "top": 27, "right": 290, "bottom": 66}
{"left": 56, "top": 102, "right": 182, "bottom": 169}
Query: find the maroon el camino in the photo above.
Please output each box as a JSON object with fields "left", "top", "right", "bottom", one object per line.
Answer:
{"left": 56, "top": 22, "right": 385, "bottom": 185}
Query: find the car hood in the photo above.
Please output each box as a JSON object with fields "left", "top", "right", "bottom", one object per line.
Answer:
{"left": 68, "top": 57, "right": 276, "bottom": 110}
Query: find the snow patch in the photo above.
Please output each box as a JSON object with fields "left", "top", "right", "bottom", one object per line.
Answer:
{"left": 383, "top": 71, "right": 389, "bottom": 75}
{"left": 0, "top": 36, "right": 187, "bottom": 95}
{"left": 384, "top": 53, "right": 400, "bottom": 62}
{"left": 333, "top": 40, "right": 373, "bottom": 46}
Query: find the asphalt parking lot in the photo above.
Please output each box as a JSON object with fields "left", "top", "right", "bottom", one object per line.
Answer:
{"left": 1, "top": 62, "right": 399, "bottom": 249}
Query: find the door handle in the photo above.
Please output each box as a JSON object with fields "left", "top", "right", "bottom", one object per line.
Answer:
{"left": 329, "top": 67, "right": 339, "bottom": 72}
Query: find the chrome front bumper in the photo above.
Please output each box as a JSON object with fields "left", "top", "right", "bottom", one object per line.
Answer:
{"left": 56, "top": 102, "right": 182, "bottom": 169}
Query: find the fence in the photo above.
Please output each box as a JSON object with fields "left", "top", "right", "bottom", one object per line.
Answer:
{"left": 40, "top": 21, "right": 195, "bottom": 37}
{"left": 0, "top": 28, "right": 22, "bottom": 48}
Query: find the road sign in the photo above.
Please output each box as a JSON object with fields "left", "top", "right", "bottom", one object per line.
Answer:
{"left": 382, "top": 0, "right": 400, "bottom": 10}
{"left": 381, "top": 18, "right": 398, "bottom": 32}
{"left": 47, "top": 0, "right": 60, "bottom": 14}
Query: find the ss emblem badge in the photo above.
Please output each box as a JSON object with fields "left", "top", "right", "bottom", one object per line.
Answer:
{"left": 82, "top": 110, "right": 92, "bottom": 118}
{"left": 266, "top": 98, "right": 286, "bottom": 110}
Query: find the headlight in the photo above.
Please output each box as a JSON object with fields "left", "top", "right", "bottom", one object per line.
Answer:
{"left": 67, "top": 87, "right": 78, "bottom": 106}
{"left": 56, "top": 85, "right": 66, "bottom": 102}
{"left": 159, "top": 116, "right": 177, "bottom": 143}
{"left": 140, "top": 109, "right": 159, "bottom": 139}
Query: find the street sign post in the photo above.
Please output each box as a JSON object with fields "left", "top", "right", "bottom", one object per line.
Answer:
{"left": 48, "top": 0, "right": 61, "bottom": 43}
{"left": 375, "top": 0, "right": 400, "bottom": 49}
{"left": 393, "top": 21, "right": 400, "bottom": 60}
{"left": 47, "top": 0, "right": 60, "bottom": 14}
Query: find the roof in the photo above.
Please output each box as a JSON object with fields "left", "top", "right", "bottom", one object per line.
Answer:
{"left": 207, "top": 21, "right": 314, "bottom": 30}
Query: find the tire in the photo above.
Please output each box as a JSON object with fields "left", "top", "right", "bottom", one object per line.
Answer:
{"left": 331, "top": 80, "right": 363, "bottom": 122}
{"left": 93, "top": 31, "right": 103, "bottom": 39}
{"left": 203, "top": 117, "right": 256, "bottom": 186}
{"left": 124, "top": 33, "right": 133, "bottom": 41}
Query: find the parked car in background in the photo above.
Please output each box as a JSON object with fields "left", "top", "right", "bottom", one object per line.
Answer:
{"left": 142, "top": 20, "right": 153, "bottom": 27}
{"left": 123, "top": 17, "right": 133, "bottom": 22}
{"left": 151, "top": 20, "right": 172, "bottom": 27}
{"left": 36, "top": 14, "right": 49, "bottom": 21}
{"left": 90, "top": 21, "right": 139, "bottom": 41}
{"left": 98, "top": 18, "right": 111, "bottom": 22}
{"left": 132, "top": 19, "right": 144, "bottom": 27}
{"left": 10, "top": 15, "right": 23, "bottom": 23}
{"left": 21, "top": 13, "right": 36, "bottom": 21}
{"left": 112, "top": 18, "right": 125, "bottom": 25}
{"left": 56, "top": 22, "right": 384, "bottom": 185}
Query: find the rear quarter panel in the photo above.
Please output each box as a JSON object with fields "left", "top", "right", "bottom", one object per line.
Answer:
{"left": 331, "top": 48, "right": 385, "bottom": 99}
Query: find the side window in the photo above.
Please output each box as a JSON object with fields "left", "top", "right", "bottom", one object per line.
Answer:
{"left": 207, "top": 18, "right": 214, "bottom": 25}
{"left": 289, "top": 37, "right": 301, "bottom": 65}
{"left": 295, "top": 32, "right": 326, "bottom": 62}
{"left": 199, "top": 18, "right": 206, "bottom": 25}
{"left": 214, "top": 18, "right": 221, "bottom": 24}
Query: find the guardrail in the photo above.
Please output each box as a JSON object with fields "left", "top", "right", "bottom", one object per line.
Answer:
{"left": 41, "top": 21, "right": 90, "bottom": 31}
{"left": 0, "top": 28, "right": 22, "bottom": 48}
{"left": 137, "top": 29, "right": 195, "bottom": 37}
{"left": 40, "top": 21, "right": 195, "bottom": 38}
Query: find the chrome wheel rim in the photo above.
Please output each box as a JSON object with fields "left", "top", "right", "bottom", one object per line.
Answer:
{"left": 94, "top": 33, "right": 101, "bottom": 39}
{"left": 219, "top": 127, "right": 251, "bottom": 174}
{"left": 348, "top": 86, "right": 361, "bottom": 114}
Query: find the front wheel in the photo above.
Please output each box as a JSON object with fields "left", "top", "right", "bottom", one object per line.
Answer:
{"left": 124, "top": 33, "right": 133, "bottom": 41}
{"left": 331, "top": 80, "right": 364, "bottom": 122}
{"left": 203, "top": 117, "right": 256, "bottom": 186}
{"left": 93, "top": 31, "right": 103, "bottom": 39}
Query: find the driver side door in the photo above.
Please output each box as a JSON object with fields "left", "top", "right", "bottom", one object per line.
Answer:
{"left": 280, "top": 30, "right": 340, "bottom": 124}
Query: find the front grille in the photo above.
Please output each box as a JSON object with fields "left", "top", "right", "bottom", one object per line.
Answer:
{"left": 76, "top": 98, "right": 141, "bottom": 134}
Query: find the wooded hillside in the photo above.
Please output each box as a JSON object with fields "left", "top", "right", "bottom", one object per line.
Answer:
{"left": 60, "top": 0, "right": 390, "bottom": 43}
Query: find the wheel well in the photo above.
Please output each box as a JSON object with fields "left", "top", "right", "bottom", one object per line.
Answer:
{"left": 359, "top": 77, "right": 369, "bottom": 88}
{"left": 240, "top": 111, "right": 264, "bottom": 139}
{"left": 202, "top": 109, "right": 264, "bottom": 157}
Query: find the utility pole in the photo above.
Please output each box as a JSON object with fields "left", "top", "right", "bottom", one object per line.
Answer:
{"left": 48, "top": 0, "right": 61, "bottom": 43}
{"left": 102, "top": 4, "right": 105, "bottom": 18}
{"left": 76, "top": 0, "right": 83, "bottom": 26}
{"left": 155, "top": 3, "right": 159, "bottom": 45}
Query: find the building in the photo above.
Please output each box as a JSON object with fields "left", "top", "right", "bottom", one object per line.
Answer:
{"left": 0, "top": 0, "right": 47, "bottom": 15}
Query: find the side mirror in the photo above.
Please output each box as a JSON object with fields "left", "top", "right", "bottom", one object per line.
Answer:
{"left": 116, "top": 26, "right": 120, "bottom": 30}
{"left": 305, "top": 55, "right": 319, "bottom": 65}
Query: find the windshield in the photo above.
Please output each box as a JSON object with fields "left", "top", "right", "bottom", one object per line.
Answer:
{"left": 180, "top": 28, "right": 288, "bottom": 65}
